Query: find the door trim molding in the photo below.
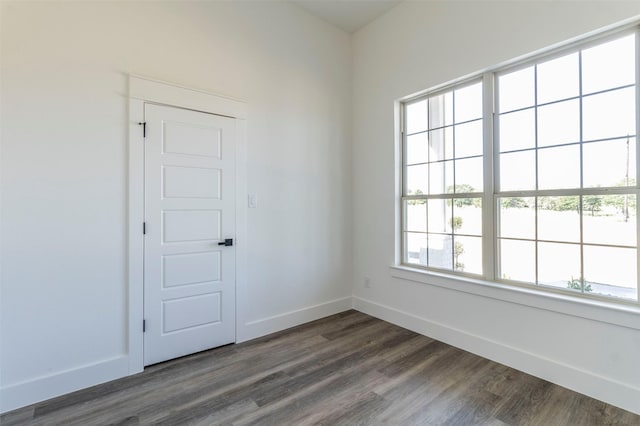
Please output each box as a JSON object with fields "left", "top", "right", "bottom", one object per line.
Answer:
{"left": 129, "top": 75, "right": 247, "bottom": 119}
{"left": 128, "top": 75, "right": 247, "bottom": 374}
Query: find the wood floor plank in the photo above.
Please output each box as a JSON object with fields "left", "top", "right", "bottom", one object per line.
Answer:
{"left": 494, "top": 375, "right": 555, "bottom": 425}
{"left": 308, "top": 391, "right": 391, "bottom": 426}
{"left": 2, "top": 310, "right": 639, "bottom": 426}
{"left": 235, "top": 367, "right": 388, "bottom": 425}
{"left": 61, "top": 335, "right": 330, "bottom": 425}
{"left": 32, "top": 344, "right": 238, "bottom": 418}
{"left": 0, "top": 406, "right": 34, "bottom": 426}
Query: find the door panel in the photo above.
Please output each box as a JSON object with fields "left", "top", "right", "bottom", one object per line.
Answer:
{"left": 163, "top": 252, "right": 221, "bottom": 287}
{"left": 163, "top": 120, "right": 222, "bottom": 158}
{"left": 162, "top": 293, "right": 221, "bottom": 333}
{"left": 163, "top": 166, "right": 221, "bottom": 199}
{"left": 144, "top": 103, "right": 236, "bottom": 366}
{"left": 162, "top": 210, "right": 221, "bottom": 242}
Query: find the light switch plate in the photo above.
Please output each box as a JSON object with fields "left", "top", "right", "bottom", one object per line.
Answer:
{"left": 248, "top": 194, "right": 258, "bottom": 208}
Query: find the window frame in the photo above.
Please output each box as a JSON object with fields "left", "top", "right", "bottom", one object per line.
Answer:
{"left": 402, "top": 77, "right": 487, "bottom": 276}
{"left": 398, "top": 25, "right": 640, "bottom": 306}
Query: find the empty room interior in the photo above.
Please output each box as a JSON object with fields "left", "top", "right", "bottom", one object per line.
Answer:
{"left": 2, "top": 0, "right": 640, "bottom": 424}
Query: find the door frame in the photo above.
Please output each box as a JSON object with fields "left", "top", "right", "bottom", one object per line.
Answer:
{"left": 128, "top": 75, "right": 248, "bottom": 374}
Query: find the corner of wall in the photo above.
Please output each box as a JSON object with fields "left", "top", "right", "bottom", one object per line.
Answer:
{"left": 237, "top": 296, "right": 353, "bottom": 343}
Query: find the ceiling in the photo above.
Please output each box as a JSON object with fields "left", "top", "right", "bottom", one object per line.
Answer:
{"left": 290, "top": 0, "right": 403, "bottom": 33}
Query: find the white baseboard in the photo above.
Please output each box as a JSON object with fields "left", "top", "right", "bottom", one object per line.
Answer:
{"left": 6, "top": 297, "right": 637, "bottom": 416}
{"left": 352, "top": 296, "right": 640, "bottom": 415}
{"left": 237, "top": 296, "right": 353, "bottom": 343}
{"left": 1, "top": 296, "right": 353, "bottom": 414}
{"left": 0, "top": 355, "right": 129, "bottom": 414}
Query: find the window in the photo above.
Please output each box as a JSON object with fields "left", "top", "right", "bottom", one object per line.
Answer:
{"left": 401, "top": 29, "right": 639, "bottom": 304}
{"left": 403, "top": 82, "right": 484, "bottom": 275}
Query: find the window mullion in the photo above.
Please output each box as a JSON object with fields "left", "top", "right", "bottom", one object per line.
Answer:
{"left": 483, "top": 72, "right": 495, "bottom": 280}
{"left": 400, "top": 105, "right": 407, "bottom": 265}
{"left": 534, "top": 64, "right": 539, "bottom": 287}
{"left": 578, "top": 49, "right": 585, "bottom": 293}
{"left": 636, "top": 28, "right": 640, "bottom": 303}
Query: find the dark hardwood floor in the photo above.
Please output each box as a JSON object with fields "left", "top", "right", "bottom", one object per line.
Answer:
{"left": 2, "top": 310, "right": 639, "bottom": 425}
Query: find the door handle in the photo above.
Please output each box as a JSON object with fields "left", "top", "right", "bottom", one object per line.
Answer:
{"left": 218, "top": 238, "right": 233, "bottom": 247}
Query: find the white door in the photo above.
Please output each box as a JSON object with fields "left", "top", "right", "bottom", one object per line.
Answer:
{"left": 143, "top": 103, "right": 236, "bottom": 366}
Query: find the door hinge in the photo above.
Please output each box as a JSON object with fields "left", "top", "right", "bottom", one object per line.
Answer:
{"left": 138, "top": 122, "right": 147, "bottom": 138}
{"left": 143, "top": 222, "right": 146, "bottom": 235}
{"left": 143, "top": 319, "right": 146, "bottom": 333}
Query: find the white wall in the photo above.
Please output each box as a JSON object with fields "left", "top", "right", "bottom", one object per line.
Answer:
{"left": 4, "top": 0, "right": 640, "bottom": 416}
{"left": 352, "top": 0, "right": 640, "bottom": 415}
{"left": 0, "top": 0, "right": 352, "bottom": 411}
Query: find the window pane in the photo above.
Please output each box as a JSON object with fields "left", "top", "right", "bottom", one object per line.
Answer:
{"left": 429, "top": 92, "right": 453, "bottom": 129}
{"left": 499, "top": 109, "right": 535, "bottom": 152}
{"left": 455, "top": 82, "right": 483, "bottom": 123}
{"left": 405, "top": 232, "right": 427, "bottom": 266}
{"left": 429, "top": 127, "right": 454, "bottom": 162}
{"left": 428, "top": 234, "right": 453, "bottom": 270}
{"left": 454, "top": 235, "right": 482, "bottom": 275}
{"left": 582, "top": 34, "right": 635, "bottom": 94}
{"left": 500, "top": 150, "right": 536, "bottom": 191}
{"left": 405, "top": 164, "right": 428, "bottom": 195}
{"left": 429, "top": 160, "right": 453, "bottom": 195}
{"left": 406, "top": 133, "right": 428, "bottom": 165}
{"left": 537, "top": 52, "right": 579, "bottom": 104}
{"left": 499, "top": 66, "right": 535, "bottom": 112}
{"left": 455, "top": 157, "right": 483, "bottom": 192}
{"left": 583, "top": 138, "right": 636, "bottom": 188}
{"left": 538, "top": 196, "right": 580, "bottom": 242}
{"left": 406, "top": 99, "right": 428, "bottom": 135}
{"left": 584, "top": 246, "right": 637, "bottom": 300}
{"left": 498, "top": 197, "right": 535, "bottom": 239}
{"left": 583, "top": 194, "right": 636, "bottom": 247}
{"left": 537, "top": 99, "right": 580, "bottom": 147}
{"left": 583, "top": 87, "right": 636, "bottom": 141}
{"left": 404, "top": 199, "right": 427, "bottom": 232}
{"left": 428, "top": 199, "right": 452, "bottom": 234}
{"left": 453, "top": 199, "right": 482, "bottom": 236}
{"left": 455, "top": 120, "right": 483, "bottom": 158}
{"left": 500, "top": 239, "right": 535, "bottom": 283}
{"left": 538, "top": 145, "right": 580, "bottom": 190}
{"left": 538, "top": 242, "right": 581, "bottom": 289}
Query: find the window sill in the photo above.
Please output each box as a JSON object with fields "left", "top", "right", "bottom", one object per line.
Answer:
{"left": 389, "top": 265, "right": 640, "bottom": 330}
